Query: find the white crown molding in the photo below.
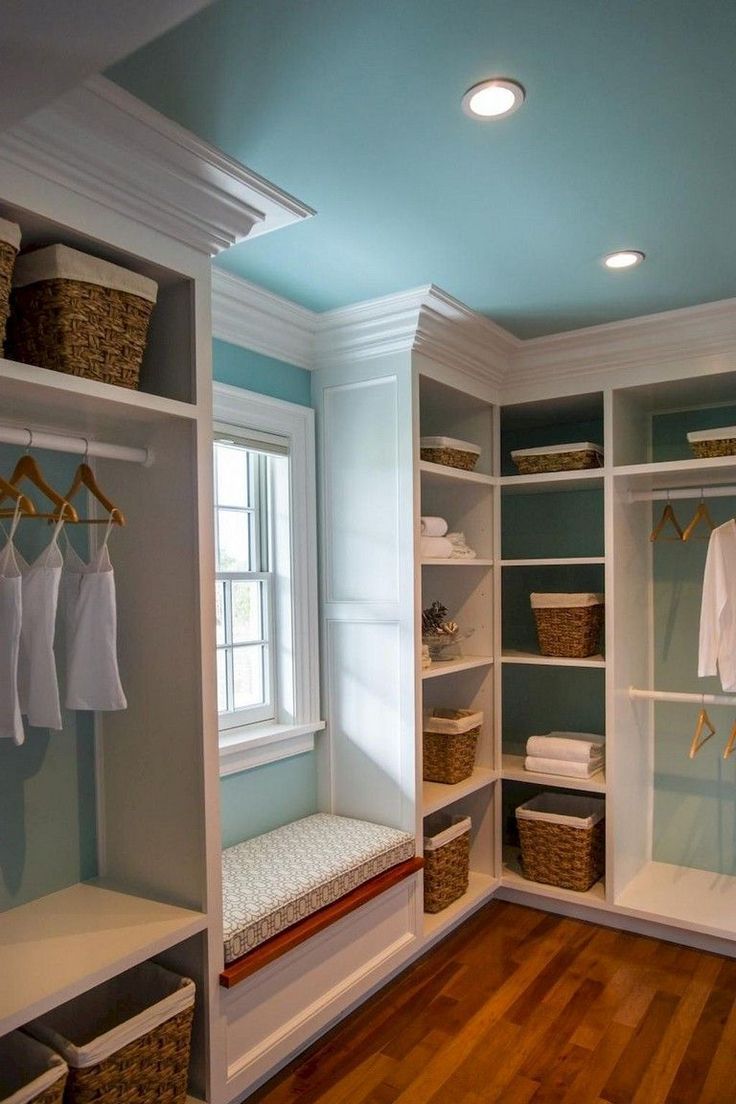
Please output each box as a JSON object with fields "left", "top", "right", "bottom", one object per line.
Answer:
{"left": 0, "top": 76, "right": 314, "bottom": 256}
{"left": 212, "top": 268, "right": 317, "bottom": 369}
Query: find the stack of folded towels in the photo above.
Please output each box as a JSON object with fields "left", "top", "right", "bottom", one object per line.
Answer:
{"left": 420, "top": 517, "right": 477, "bottom": 560}
{"left": 525, "top": 731, "right": 605, "bottom": 779}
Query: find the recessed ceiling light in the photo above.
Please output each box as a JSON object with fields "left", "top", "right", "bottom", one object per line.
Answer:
{"left": 462, "top": 78, "right": 525, "bottom": 119}
{"left": 603, "top": 250, "right": 645, "bottom": 270}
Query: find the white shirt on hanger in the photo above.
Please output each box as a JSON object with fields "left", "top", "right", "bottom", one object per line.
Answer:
{"left": 699, "top": 518, "right": 736, "bottom": 691}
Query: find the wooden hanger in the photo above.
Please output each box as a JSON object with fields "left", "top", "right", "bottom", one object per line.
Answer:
{"left": 723, "top": 720, "right": 736, "bottom": 761}
{"left": 7, "top": 447, "right": 78, "bottom": 523}
{"left": 682, "top": 493, "right": 716, "bottom": 542}
{"left": 689, "top": 705, "right": 716, "bottom": 759}
{"left": 650, "top": 494, "right": 684, "bottom": 542}
{"left": 62, "top": 456, "right": 125, "bottom": 526}
{"left": 0, "top": 475, "right": 36, "bottom": 519}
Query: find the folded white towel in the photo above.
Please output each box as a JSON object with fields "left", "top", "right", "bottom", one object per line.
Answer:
{"left": 421, "top": 536, "right": 453, "bottom": 559}
{"left": 421, "top": 516, "right": 448, "bottom": 537}
{"left": 526, "top": 732, "right": 605, "bottom": 762}
{"left": 525, "top": 756, "right": 603, "bottom": 779}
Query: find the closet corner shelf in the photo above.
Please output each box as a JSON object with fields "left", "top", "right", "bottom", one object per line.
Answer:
{"left": 501, "top": 754, "right": 606, "bottom": 794}
{"left": 500, "top": 469, "right": 605, "bottom": 495}
{"left": 420, "top": 558, "right": 494, "bottom": 567}
{"left": 613, "top": 455, "right": 736, "bottom": 492}
{"left": 423, "top": 767, "right": 499, "bottom": 815}
{"left": 423, "top": 871, "right": 499, "bottom": 941}
{"left": 500, "top": 557, "right": 605, "bottom": 567}
{"left": 0, "top": 880, "right": 207, "bottom": 1038}
{"left": 421, "top": 655, "right": 494, "bottom": 679}
{"left": 615, "top": 862, "right": 736, "bottom": 941}
{"left": 501, "top": 650, "right": 606, "bottom": 669}
{"left": 501, "top": 848, "right": 609, "bottom": 910}
{"left": 419, "top": 460, "right": 495, "bottom": 487}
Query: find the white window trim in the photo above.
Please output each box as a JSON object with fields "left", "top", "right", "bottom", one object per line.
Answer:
{"left": 213, "top": 382, "right": 322, "bottom": 773}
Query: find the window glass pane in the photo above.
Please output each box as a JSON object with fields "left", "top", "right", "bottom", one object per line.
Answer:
{"left": 216, "top": 649, "right": 228, "bottom": 713}
{"left": 232, "top": 580, "right": 263, "bottom": 643}
{"left": 215, "top": 580, "right": 226, "bottom": 646}
{"left": 217, "top": 509, "right": 251, "bottom": 571}
{"left": 232, "top": 645, "right": 265, "bottom": 709}
{"left": 215, "top": 443, "right": 250, "bottom": 508}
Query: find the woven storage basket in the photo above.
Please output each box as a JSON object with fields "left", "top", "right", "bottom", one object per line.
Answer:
{"left": 0, "top": 218, "right": 21, "bottom": 353}
{"left": 420, "top": 436, "right": 481, "bottom": 472}
{"left": 423, "top": 708, "right": 482, "bottom": 784}
{"left": 531, "top": 593, "right": 604, "bottom": 658}
{"left": 511, "top": 442, "right": 603, "bottom": 475}
{"left": 0, "top": 1032, "right": 67, "bottom": 1104}
{"left": 516, "top": 793, "right": 605, "bottom": 892}
{"left": 687, "top": 427, "right": 736, "bottom": 459}
{"left": 9, "top": 244, "right": 157, "bottom": 390}
{"left": 24, "top": 962, "right": 194, "bottom": 1104}
{"left": 423, "top": 813, "right": 471, "bottom": 912}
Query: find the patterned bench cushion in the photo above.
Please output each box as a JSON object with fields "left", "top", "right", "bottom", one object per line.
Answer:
{"left": 222, "top": 813, "right": 416, "bottom": 963}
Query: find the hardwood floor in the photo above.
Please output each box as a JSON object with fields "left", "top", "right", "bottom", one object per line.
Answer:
{"left": 250, "top": 900, "right": 736, "bottom": 1104}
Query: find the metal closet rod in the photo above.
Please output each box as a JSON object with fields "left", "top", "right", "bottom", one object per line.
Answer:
{"left": 630, "top": 687, "right": 736, "bottom": 707}
{"left": 629, "top": 485, "right": 736, "bottom": 503}
{"left": 0, "top": 424, "right": 152, "bottom": 466}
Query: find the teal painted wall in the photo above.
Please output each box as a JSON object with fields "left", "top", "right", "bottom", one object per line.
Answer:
{"left": 213, "top": 339, "right": 311, "bottom": 407}
{"left": 0, "top": 446, "right": 97, "bottom": 912}
{"left": 651, "top": 408, "right": 736, "bottom": 874}
{"left": 212, "top": 339, "right": 319, "bottom": 846}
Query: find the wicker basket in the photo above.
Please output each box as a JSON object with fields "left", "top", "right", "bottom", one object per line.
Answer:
{"left": 423, "top": 708, "right": 482, "bottom": 784}
{"left": 420, "top": 436, "right": 480, "bottom": 472}
{"left": 0, "top": 1032, "right": 67, "bottom": 1104}
{"left": 531, "top": 593, "right": 604, "bottom": 658}
{"left": 423, "top": 814, "right": 471, "bottom": 912}
{"left": 688, "top": 427, "right": 736, "bottom": 459}
{"left": 24, "top": 962, "right": 194, "bottom": 1104}
{"left": 0, "top": 218, "right": 21, "bottom": 352}
{"left": 511, "top": 442, "right": 603, "bottom": 475}
{"left": 516, "top": 793, "right": 605, "bottom": 892}
{"left": 9, "top": 244, "right": 157, "bottom": 390}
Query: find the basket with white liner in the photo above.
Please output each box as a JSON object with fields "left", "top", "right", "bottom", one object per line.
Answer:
{"left": 531, "top": 592, "right": 604, "bottom": 658}
{"left": 420, "top": 436, "right": 481, "bottom": 472}
{"left": 24, "top": 962, "right": 194, "bottom": 1104}
{"left": 687, "top": 426, "right": 736, "bottom": 459}
{"left": 9, "top": 244, "right": 157, "bottom": 390}
{"left": 516, "top": 793, "right": 605, "bottom": 892}
{"left": 423, "top": 708, "right": 482, "bottom": 785}
{"left": 511, "top": 442, "right": 603, "bottom": 475}
{"left": 0, "top": 1033, "right": 67, "bottom": 1104}
{"left": 0, "top": 217, "right": 21, "bottom": 350}
{"left": 423, "top": 813, "right": 471, "bottom": 912}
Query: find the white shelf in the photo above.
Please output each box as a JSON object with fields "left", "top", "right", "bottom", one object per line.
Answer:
{"left": 501, "top": 649, "right": 606, "bottom": 669}
{"left": 500, "top": 469, "right": 605, "bottom": 495}
{"left": 500, "top": 557, "right": 605, "bottom": 567}
{"left": 423, "top": 767, "right": 499, "bottom": 815}
{"left": 422, "top": 655, "right": 494, "bottom": 679}
{"left": 0, "top": 880, "right": 207, "bottom": 1037}
{"left": 616, "top": 862, "right": 736, "bottom": 940}
{"left": 501, "top": 848, "right": 609, "bottom": 909}
{"left": 423, "top": 871, "right": 499, "bottom": 940}
{"left": 421, "top": 558, "right": 494, "bottom": 567}
{"left": 419, "top": 460, "right": 495, "bottom": 487}
{"left": 614, "top": 455, "right": 736, "bottom": 492}
{"left": 501, "top": 754, "right": 606, "bottom": 793}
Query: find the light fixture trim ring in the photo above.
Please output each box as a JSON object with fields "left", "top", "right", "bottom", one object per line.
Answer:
{"left": 462, "top": 77, "right": 526, "bottom": 119}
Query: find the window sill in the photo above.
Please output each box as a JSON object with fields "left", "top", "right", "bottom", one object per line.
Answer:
{"left": 219, "top": 720, "right": 326, "bottom": 776}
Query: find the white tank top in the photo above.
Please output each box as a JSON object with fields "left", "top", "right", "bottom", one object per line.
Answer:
{"left": 17, "top": 515, "right": 65, "bottom": 731}
{"left": 63, "top": 519, "right": 126, "bottom": 712}
{"left": 0, "top": 504, "right": 25, "bottom": 744}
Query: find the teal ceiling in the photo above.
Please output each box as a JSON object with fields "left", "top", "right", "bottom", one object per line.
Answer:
{"left": 109, "top": 0, "right": 736, "bottom": 337}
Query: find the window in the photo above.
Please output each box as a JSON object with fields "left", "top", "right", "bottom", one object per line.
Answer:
{"left": 213, "top": 384, "right": 323, "bottom": 774}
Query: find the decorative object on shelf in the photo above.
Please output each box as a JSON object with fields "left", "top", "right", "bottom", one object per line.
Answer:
{"left": 9, "top": 245, "right": 158, "bottom": 390}
{"left": 423, "top": 707, "right": 482, "bottom": 784}
{"left": 515, "top": 793, "right": 605, "bottom": 892}
{"left": 511, "top": 442, "right": 603, "bottom": 475}
{"left": 0, "top": 217, "right": 21, "bottom": 352}
{"left": 421, "top": 644, "right": 432, "bottom": 670}
{"left": 530, "top": 592, "right": 604, "bottom": 658}
{"left": 422, "top": 600, "right": 470, "bottom": 659}
{"left": 423, "top": 813, "right": 471, "bottom": 912}
{"left": 420, "top": 435, "right": 481, "bottom": 472}
{"left": 688, "top": 425, "right": 736, "bottom": 459}
{"left": 446, "top": 531, "right": 477, "bottom": 559}
{"left": 0, "top": 1031, "right": 67, "bottom": 1104}
{"left": 525, "top": 731, "right": 605, "bottom": 780}
{"left": 25, "top": 962, "right": 195, "bottom": 1104}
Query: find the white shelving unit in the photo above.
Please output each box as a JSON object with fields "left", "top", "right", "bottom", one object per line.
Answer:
{"left": 421, "top": 558, "right": 494, "bottom": 567}
{"left": 423, "top": 767, "right": 499, "bottom": 815}
{"left": 501, "top": 557, "right": 605, "bottom": 567}
{"left": 501, "top": 754, "right": 606, "bottom": 793}
{"left": 422, "top": 655, "right": 495, "bottom": 679}
{"left": 501, "top": 649, "right": 605, "bottom": 668}
{"left": 419, "top": 459, "right": 495, "bottom": 486}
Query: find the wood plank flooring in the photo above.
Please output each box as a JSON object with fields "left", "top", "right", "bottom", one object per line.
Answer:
{"left": 250, "top": 900, "right": 736, "bottom": 1104}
